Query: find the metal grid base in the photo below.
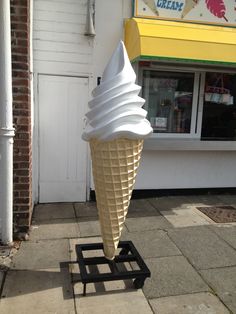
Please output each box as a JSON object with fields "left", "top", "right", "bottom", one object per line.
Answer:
{"left": 76, "top": 241, "right": 151, "bottom": 296}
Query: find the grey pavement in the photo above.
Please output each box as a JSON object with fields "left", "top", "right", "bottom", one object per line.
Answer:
{"left": 0, "top": 195, "right": 236, "bottom": 313}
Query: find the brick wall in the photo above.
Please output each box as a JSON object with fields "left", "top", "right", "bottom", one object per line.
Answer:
{"left": 11, "top": 0, "right": 32, "bottom": 233}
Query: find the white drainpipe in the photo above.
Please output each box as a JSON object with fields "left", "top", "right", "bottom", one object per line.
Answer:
{"left": 0, "top": 0, "right": 15, "bottom": 244}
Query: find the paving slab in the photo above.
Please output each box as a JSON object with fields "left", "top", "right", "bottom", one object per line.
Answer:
{"left": 148, "top": 196, "right": 194, "bottom": 212}
{"left": 184, "top": 195, "right": 227, "bottom": 206}
{"left": 29, "top": 219, "right": 80, "bottom": 241}
{"left": 208, "top": 225, "right": 236, "bottom": 249}
{"left": 11, "top": 239, "right": 70, "bottom": 270}
{"left": 217, "top": 194, "right": 236, "bottom": 207}
{"left": 127, "top": 199, "right": 160, "bottom": 217}
{"left": 149, "top": 195, "right": 225, "bottom": 227}
{"left": 122, "top": 229, "right": 181, "bottom": 258}
{"left": 168, "top": 226, "right": 236, "bottom": 269}
{"left": 78, "top": 220, "right": 101, "bottom": 237}
{"left": 78, "top": 219, "right": 129, "bottom": 238}
{"left": 149, "top": 292, "right": 230, "bottom": 314}
{"left": 74, "top": 202, "right": 98, "bottom": 218}
{"left": 69, "top": 237, "right": 103, "bottom": 262}
{"left": 33, "top": 203, "right": 75, "bottom": 221}
{"left": 200, "top": 266, "right": 236, "bottom": 314}
{"left": 125, "top": 216, "right": 172, "bottom": 232}
{"left": 0, "top": 268, "right": 74, "bottom": 314}
{"left": 74, "top": 289, "right": 153, "bottom": 314}
{"left": 160, "top": 207, "right": 210, "bottom": 228}
{"left": 143, "top": 256, "right": 209, "bottom": 299}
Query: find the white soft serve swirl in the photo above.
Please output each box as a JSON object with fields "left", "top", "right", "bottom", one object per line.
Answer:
{"left": 82, "top": 41, "right": 153, "bottom": 141}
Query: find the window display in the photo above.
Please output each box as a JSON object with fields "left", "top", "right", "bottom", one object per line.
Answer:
{"left": 201, "top": 72, "right": 236, "bottom": 140}
{"left": 142, "top": 67, "right": 236, "bottom": 141}
{"left": 142, "top": 70, "right": 194, "bottom": 134}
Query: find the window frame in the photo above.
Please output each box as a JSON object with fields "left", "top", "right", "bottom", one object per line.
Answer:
{"left": 138, "top": 64, "right": 236, "bottom": 142}
{"left": 140, "top": 65, "right": 202, "bottom": 139}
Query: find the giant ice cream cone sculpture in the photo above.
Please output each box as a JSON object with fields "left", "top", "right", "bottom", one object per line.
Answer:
{"left": 82, "top": 41, "right": 153, "bottom": 260}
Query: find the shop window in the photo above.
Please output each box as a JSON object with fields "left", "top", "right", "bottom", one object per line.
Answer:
{"left": 142, "top": 70, "right": 198, "bottom": 137}
{"left": 201, "top": 72, "right": 236, "bottom": 141}
{"left": 142, "top": 68, "right": 236, "bottom": 142}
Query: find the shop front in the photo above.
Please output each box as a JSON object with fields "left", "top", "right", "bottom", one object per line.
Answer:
{"left": 124, "top": 1, "right": 236, "bottom": 190}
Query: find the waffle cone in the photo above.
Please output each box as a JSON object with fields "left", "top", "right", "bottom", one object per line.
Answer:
{"left": 89, "top": 138, "right": 144, "bottom": 260}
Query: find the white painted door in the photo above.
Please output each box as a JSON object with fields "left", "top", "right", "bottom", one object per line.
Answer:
{"left": 38, "top": 75, "right": 88, "bottom": 202}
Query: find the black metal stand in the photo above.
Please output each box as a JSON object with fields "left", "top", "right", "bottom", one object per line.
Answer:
{"left": 76, "top": 241, "right": 151, "bottom": 296}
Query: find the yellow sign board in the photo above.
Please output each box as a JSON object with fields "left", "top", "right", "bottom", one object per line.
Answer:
{"left": 133, "top": 0, "right": 236, "bottom": 26}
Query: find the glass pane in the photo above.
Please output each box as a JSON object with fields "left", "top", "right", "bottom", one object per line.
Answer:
{"left": 201, "top": 72, "right": 236, "bottom": 141}
{"left": 143, "top": 70, "right": 194, "bottom": 134}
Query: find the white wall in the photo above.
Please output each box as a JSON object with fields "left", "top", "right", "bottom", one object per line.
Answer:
{"left": 33, "top": 0, "right": 94, "bottom": 75}
{"left": 136, "top": 150, "right": 236, "bottom": 189}
{"left": 93, "top": 0, "right": 132, "bottom": 84}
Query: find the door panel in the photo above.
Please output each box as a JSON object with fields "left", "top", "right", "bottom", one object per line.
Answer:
{"left": 39, "top": 75, "right": 88, "bottom": 202}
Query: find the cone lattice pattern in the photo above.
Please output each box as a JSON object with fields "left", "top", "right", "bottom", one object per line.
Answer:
{"left": 90, "top": 138, "right": 144, "bottom": 260}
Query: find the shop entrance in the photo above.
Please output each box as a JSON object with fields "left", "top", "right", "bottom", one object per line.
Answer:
{"left": 38, "top": 75, "right": 88, "bottom": 202}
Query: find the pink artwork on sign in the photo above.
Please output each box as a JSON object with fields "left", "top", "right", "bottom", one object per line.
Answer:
{"left": 205, "top": 0, "right": 228, "bottom": 21}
